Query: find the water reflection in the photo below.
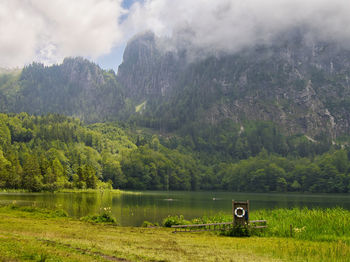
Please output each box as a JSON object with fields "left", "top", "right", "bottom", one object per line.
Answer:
{"left": 0, "top": 191, "right": 349, "bottom": 226}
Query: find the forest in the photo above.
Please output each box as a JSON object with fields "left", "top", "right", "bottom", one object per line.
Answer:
{"left": 1, "top": 112, "right": 350, "bottom": 193}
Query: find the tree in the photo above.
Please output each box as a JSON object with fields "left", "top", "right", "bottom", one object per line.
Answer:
{"left": 150, "top": 135, "right": 160, "bottom": 151}
{"left": 0, "top": 116, "right": 11, "bottom": 149}
{"left": 276, "top": 177, "right": 287, "bottom": 192}
{"left": 85, "top": 164, "right": 98, "bottom": 189}
{"left": 102, "top": 158, "right": 126, "bottom": 188}
{"left": 52, "top": 158, "right": 66, "bottom": 189}
{"left": 22, "top": 154, "right": 43, "bottom": 192}
{"left": 291, "top": 180, "right": 301, "bottom": 191}
{"left": 0, "top": 150, "right": 11, "bottom": 188}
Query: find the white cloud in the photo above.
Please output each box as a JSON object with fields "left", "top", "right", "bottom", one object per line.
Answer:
{"left": 0, "top": 0, "right": 125, "bottom": 68}
{"left": 124, "top": 0, "right": 350, "bottom": 57}
{"left": 1, "top": 0, "right": 350, "bottom": 68}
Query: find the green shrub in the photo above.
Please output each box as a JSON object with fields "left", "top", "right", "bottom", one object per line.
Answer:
{"left": 190, "top": 213, "right": 231, "bottom": 224}
{"left": 162, "top": 215, "right": 189, "bottom": 227}
{"left": 52, "top": 209, "right": 68, "bottom": 217}
{"left": 141, "top": 221, "right": 159, "bottom": 227}
{"left": 80, "top": 213, "right": 117, "bottom": 224}
{"left": 220, "top": 225, "right": 250, "bottom": 237}
{"left": 20, "top": 206, "right": 39, "bottom": 213}
{"left": 4, "top": 204, "right": 68, "bottom": 218}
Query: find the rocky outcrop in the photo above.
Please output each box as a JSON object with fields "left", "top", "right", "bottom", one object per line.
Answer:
{"left": 118, "top": 32, "right": 183, "bottom": 102}
{"left": 11, "top": 58, "right": 124, "bottom": 122}
{"left": 1, "top": 32, "right": 349, "bottom": 139}
{"left": 117, "top": 32, "right": 350, "bottom": 139}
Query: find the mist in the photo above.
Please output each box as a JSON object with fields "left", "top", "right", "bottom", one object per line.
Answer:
{"left": 124, "top": 0, "right": 350, "bottom": 57}
{"left": 1, "top": 0, "right": 350, "bottom": 68}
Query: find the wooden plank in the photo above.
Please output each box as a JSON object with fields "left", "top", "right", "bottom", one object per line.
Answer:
{"left": 173, "top": 227, "right": 233, "bottom": 233}
{"left": 171, "top": 222, "right": 233, "bottom": 228}
{"left": 171, "top": 221, "right": 266, "bottom": 228}
{"left": 250, "top": 220, "right": 267, "bottom": 223}
{"left": 251, "top": 225, "right": 267, "bottom": 229}
{"left": 172, "top": 221, "right": 266, "bottom": 228}
{"left": 172, "top": 222, "right": 235, "bottom": 233}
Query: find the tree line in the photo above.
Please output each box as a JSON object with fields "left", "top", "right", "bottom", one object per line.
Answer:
{"left": 1, "top": 113, "right": 350, "bottom": 193}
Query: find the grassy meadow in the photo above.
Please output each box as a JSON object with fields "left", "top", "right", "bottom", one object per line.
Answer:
{"left": 164, "top": 208, "right": 350, "bottom": 243}
{"left": 0, "top": 204, "right": 349, "bottom": 261}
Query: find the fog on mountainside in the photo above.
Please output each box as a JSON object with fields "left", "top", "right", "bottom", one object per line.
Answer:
{"left": 118, "top": 30, "right": 350, "bottom": 140}
{"left": 2, "top": 0, "right": 350, "bottom": 68}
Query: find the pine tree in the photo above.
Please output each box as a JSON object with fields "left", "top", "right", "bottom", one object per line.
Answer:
{"left": 22, "top": 153, "right": 43, "bottom": 192}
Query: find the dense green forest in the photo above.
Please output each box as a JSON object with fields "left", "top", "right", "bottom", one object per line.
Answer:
{"left": 0, "top": 113, "right": 198, "bottom": 191}
{"left": 0, "top": 60, "right": 128, "bottom": 122}
{"left": 0, "top": 113, "right": 350, "bottom": 192}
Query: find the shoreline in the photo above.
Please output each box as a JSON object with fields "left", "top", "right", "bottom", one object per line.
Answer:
{"left": 0, "top": 205, "right": 349, "bottom": 261}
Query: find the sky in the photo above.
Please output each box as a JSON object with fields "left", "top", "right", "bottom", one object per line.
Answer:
{"left": 1, "top": 0, "right": 350, "bottom": 72}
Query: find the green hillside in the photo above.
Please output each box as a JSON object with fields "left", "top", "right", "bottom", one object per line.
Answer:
{"left": 0, "top": 113, "right": 350, "bottom": 193}
{"left": 0, "top": 59, "right": 127, "bottom": 122}
{"left": 1, "top": 34, "right": 350, "bottom": 193}
{"left": 0, "top": 113, "right": 199, "bottom": 191}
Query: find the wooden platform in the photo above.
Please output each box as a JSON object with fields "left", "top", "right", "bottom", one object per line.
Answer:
{"left": 171, "top": 220, "right": 267, "bottom": 233}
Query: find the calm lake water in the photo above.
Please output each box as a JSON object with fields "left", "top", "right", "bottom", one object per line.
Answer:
{"left": 1, "top": 191, "right": 350, "bottom": 226}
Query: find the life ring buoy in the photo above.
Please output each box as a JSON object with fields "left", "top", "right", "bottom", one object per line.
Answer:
{"left": 234, "top": 207, "right": 245, "bottom": 218}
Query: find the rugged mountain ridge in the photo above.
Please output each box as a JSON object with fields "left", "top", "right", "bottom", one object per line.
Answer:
{"left": 118, "top": 32, "right": 350, "bottom": 139}
{"left": 118, "top": 32, "right": 184, "bottom": 101}
{"left": 0, "top": 58, "right": 124, "bottom": 122}
{"left": 0, "top": 32, "right": 350, "bottom": 140}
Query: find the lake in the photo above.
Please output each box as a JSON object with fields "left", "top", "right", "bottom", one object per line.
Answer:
{"left": 1, "top": 191, "right": 349, "bottom": 226}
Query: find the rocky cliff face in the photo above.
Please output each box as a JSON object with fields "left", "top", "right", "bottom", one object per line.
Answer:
{"left": 6, "top": 58, "right": 124, "bottom": 122}
{"left": 117, "top": 32, "right": 350, "bottom": 139}
{"left": 1, "top": 32, "right": 349, "bottom": 139}
{"left": 118, "top": 32, "right": 184, "bottom": 102}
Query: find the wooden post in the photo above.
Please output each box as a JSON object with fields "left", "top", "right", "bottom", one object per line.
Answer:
{"left": 232, "top": 200, "right": 249, "bottom": 226}
{"left": 247, "top": 200, "right": 250, "bottom": 224}
{"left": 232, "top": 200, "right": 235, "bottom": 225}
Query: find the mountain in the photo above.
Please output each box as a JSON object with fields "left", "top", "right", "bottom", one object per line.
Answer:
{"left": 2, "top": 33, "right": 350, "bottom": 192}
{"left": 1, "top": 31, "right": 350, "bottom": 146}
{"left": 118, "top": 32, "right": 350, "bottom": 140}
{"left": 0, "top": 58, "right": 125, "bottom": 122}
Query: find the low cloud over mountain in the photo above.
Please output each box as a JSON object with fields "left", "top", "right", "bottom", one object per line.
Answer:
{"left": 1, "top": 0, "right": 350, "bottom": 67}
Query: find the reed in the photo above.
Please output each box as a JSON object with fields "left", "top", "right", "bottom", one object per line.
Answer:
{"left": 163, "top": 207, "right": 350, "bottom": 243}
{"left": 252, "top": 207, "right": 350, "bottom": 243}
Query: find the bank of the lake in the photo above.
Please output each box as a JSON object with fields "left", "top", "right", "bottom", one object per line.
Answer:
{"left": 1, "top": 190, "right": 350, "bottom": 226}
{"left": 0, "top": 205, "right": 349, "bottom": 261}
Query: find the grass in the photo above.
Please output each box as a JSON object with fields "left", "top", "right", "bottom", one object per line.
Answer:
{"left": 252, "top": 207, "right": 350, "bottom": 242}
{"left": 0, "top": 188, "right": 141, "bottom": 195}
{"left": 57, "top": 188, "right": 142, "bottom": 195}
{"left": 57, "top": 188, "right": 124, "bottom": 193}
{"left": 0, "top": 189, "right": 30, "bottom": 193}
{"left": 81, "top": 212, "right": 117, "bottom": 224}
{"left": 0, "top": 205, "right": 349, "bottom": 261}
{"left": 164, "top": 207, "right": 350, "bottom": 243}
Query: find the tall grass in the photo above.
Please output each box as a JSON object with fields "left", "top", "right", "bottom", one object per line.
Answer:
{"left": 252, "top": 207, "right": 350, "bottom": 242}
{"left": 163, "top": 207, "right": 350, "bottom": 243}
{"left": 57, "top": 188, "right": 141, "bottom": 194}
{"left": 1, "top": 205, "right": 349, "bottom": 261}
